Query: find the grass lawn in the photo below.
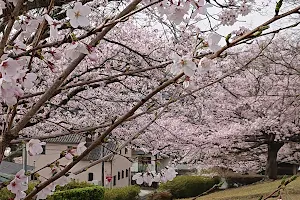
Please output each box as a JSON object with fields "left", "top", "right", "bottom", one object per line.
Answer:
{"left": 182, "top": 177, "right": 300, "bottom": 200}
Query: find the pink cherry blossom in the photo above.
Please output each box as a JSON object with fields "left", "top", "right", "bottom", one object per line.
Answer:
{"left": 15, "top": 169, "right": 28, "bottom": 183}
{"left": 170, "top": 54, "right": 196, "bottom": 77}
{"left": 219, "top": 9, "right": 238, "bottom": 26}
{"left": 49, "top": 50, "right": 62, "bottom": 60}
{"left": 198, "top": 57, "right": 214, "bottom": 73}
{"left": 7, "top": 179, "right": 23, "bottom": 194}
{"left": 23, "top": 73, "right": 37, "bottom": 89}
{"left": 143, "top": 173, "right": 153, "bottom": 186}
{"left": 76, "top": 142, "right": 87, "bottom": 155}
{"left": 0, "top": 58, "right": 21, "bottom": 78}
{"left": 27, "top": 139, "right": 46, "bottom": 156}
{"left": 65, "top": 152, "right": 73, "bottom": 160}
{"left": 65, "top": 42, "right": 90, "bottom": 60}
{"left": 45, "top": 14, "right": 62, "bottom": 40}
{"left": 15, "top": 190, "right": 27, "bottom": 200}
{"left": 207, "top": 33, "right": 222, "bottom": 52}
{"left": 66, "top": 2, "right": 91, "bottom": 28}
{"left": 7, "top": 169, "right": 28, "bottom": 199}
{"left": 132, "top": 173, "right": 144, "bottom": 185}
{"left": 0, "top": 0, "right": 5, "bottom": 15}
{"left": 36, "top": 183, "right": 56, "bottom": 200}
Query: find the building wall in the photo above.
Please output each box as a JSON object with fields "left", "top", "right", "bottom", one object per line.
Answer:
{"left": 27, "top": 143, "right": 132, "bottom": 188}
{"left": 110, "top": 147, "right": 132, "bottom": 188}
{"left": 158, "top": 157, "right": 171, "bottom": 171}
{"left": 131, "top": 153, "right": 156, "bottom": 173}
{"left": 131, "top": 151, "right": 170, "bottom": 174}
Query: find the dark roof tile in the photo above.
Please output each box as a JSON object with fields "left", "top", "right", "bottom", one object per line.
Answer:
{"left": 44, "top": 134, "right": 116, "bottom": 161}
{"left": 0, "top": 161, "right": 33, "bottom": 175}
{"left": 44, "top": 134, "right": 84, "bottom": 144}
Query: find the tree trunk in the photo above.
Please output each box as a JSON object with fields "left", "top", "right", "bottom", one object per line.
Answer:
{"left": 265, "top": 142, "right": 284, "bottom": 179}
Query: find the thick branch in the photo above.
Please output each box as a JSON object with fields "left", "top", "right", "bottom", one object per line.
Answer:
{"left": 9, "top": 0, "right": 143, "bottom": 138}
{"left": 24, "top": 72, "right": 182, "bottom": 199}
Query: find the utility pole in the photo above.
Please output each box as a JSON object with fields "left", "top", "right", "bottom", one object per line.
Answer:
{"left": 22, "top": 143, "right": 27, "bottom": 172}
{"left": 101, "top": 145, "right": 105, "bottom": 186}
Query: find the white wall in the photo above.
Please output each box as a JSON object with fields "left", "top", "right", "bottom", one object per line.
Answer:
{"left": 110, "top": 147, "right": 132, "bottom": 188}
{"left": 27, "top": 143, "right": 132, "bottom": 188}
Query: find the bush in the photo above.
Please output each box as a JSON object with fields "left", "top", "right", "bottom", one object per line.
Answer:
{"left": 225, "top": 174, "right": 264, "bottom": 187}
{"left": 104, "top": 185, "right": 140, "bottom": 200}
{"left": 159, "top": 176, "right": 220, "bottom": 199}
{"left": 147, "top": 191, "right": 173, "bottom": 200}
{"left": 48, "top": 186, "right": 104, "bottom": 200}
{"left": 0, "top": 181, "right": 37, "bottom": 200}
{"left": 0, "top": 180, "right": 138, "bottom": 200}
{"left": 55, "top": 180, "right": 93, "bottom": 191}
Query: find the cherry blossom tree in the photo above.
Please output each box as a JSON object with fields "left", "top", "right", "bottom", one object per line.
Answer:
{"left": 0, "top": 0, "right": 299, "bottom": 199}
{"left": 146, "top": 34, "right": 300, "bottom": 179}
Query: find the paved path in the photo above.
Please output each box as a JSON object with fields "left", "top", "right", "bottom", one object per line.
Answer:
{"left": 139, "top": 189, "right": 154, "bottom": 200}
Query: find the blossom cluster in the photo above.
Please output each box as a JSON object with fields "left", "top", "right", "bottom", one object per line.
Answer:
{"left": 132, "top": 167, "right": 178, "bottom": 186}
{"left": 0, "top": 57, "right": 37, "bottom": 106}
{"left": 0, "top": 2, "right": 95, "bottom": 106}
{"left": 7, "top": 139, "right": 87, "bottom": 199}
{"left": 144, "top": 0, "right": 254, "bottom": 26}
{"left": 7, "top": 170, "right": 28, "bottom": 200}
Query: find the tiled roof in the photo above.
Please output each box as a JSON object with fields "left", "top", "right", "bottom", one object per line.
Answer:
{"left": 43, "top": 133, "right": 116, "bottom": 161}
{"left": 0, "top": 161, "right": 33, "bottom": 175}
{"left": 84, "top": 142, "right": 116, "bottom": 161}
{"left": 44, "top": 134, "right": 84, "bottom": 144}
{"left": 0, "top": 172, "right": 14, "bottom": 183}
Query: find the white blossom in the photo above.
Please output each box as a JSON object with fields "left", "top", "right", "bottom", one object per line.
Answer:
{"left": 23, "top": 73, "right": 37, "bottom": 89}
{"left": 198, "top": 57, "right": 213, "bottom": 73}
{"left": 66, "top": 2, "right": 91, "bottom": 28}
{"left": 27, "top": 139, "right": 46, "bottom": 156}
{"left": 77, "top": 141, "right": 87, "bottom": 155}
{"left": 207, "top": 33, "right": 222, "bottom": 52}
{"left": 45, "top": 14, "right": 62, "bottom": 40}
{"left": 132, "top": 173, "right": 144, "bottom": 185}
{"left": 171, "top": 54, "right": 196, "bottom": 77}
{"left": 65, "top": 42, "right": 90, "bottom": 60}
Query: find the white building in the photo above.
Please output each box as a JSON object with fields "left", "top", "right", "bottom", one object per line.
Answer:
{"left": 27, "top": 134, "right": 132, "bottom": 188}
{"left": 131, "top": 149, "right": 171, "bottom": 185}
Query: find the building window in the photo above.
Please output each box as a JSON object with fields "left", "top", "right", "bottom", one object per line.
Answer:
{"left": 125, "top": 148, "right": 128, "bottom": 154}
{"left": 126, "top": 169, "right": 129, "bottom": 177}
{"left": 113, "top": 175, "right": 116, "bottom": 186}
{"left": 138, "top": 157, "right": 151, "bottom": 172}
{"left": 88, "top": 173, "right": 94, "bottom": 181}
{"left": 122, "top": 170, "right": 124, "bottom": 179}
{"left": 41, "top": 145, "right": 46, "bottom": 155}
{"left": 120, "top": 150, "right": 122, "bottom": 155}
{"left": 118, "top": 171, "right": 120, "bottom": 180}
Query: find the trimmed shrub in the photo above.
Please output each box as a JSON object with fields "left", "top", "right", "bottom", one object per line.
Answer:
{"left": 0, "top": 181, "right": 37, "bottom": 200}
{"left": 159, "top": 176, "right": 220, "bottom": 199}
{"left": 0, "top": 187, "right": 13, "bottom": 200}
{"left": 104, "top": 185, "right": 140, "bottom": 200}
{"left": 48, "top": 186, "right": 104, "bottom": 200}
{"left": 225, "top": 174, "right": 264, "bottom": 187}
{"left": 147, "top": 191, "right": 173, "bottom": 200}
{"left": 55, "top": 180, "right": 93, "bottom": 191}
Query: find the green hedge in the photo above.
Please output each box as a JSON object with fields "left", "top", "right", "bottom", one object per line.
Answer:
{"left": 225, "top": 174, "right": 264, "bottom": 187}
{"left": 0, "top": 181, "right": 37, "bottom": 200}
{"left": 48, "top": 186, "right": 104, "bottom": 200}
{"left": 0, "top": 180, "right": 139, "bottom": 200}
{"left": 55, "top": 180, "right": 92, "bottom": 191}
{"left": 104, "top": 185, "right": 140, "bottom": 200}
{"left": 159, "top": 176, "right": 220, "bottom": 199}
